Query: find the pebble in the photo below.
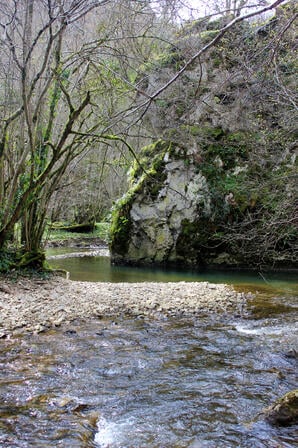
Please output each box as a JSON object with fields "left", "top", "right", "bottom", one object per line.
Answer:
{"left": 0, "top": 276, "right": 250, "bottom": 335}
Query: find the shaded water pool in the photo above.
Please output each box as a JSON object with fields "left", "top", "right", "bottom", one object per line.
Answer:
{"left": 47, "top": 248, "right": 298, "bottom": 296}
{"left": 1, "top": 250, "right": 297, "bottom": 447}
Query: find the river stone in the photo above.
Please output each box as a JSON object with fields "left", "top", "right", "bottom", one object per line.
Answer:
{"left": 264, "top": 389, "right": 298, "bottom": 426}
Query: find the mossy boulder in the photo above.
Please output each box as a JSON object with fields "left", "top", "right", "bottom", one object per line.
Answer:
{"left": 264, "top": 389, "right": 298, "bottom": 426}
{"left": 110, "top": 139, "right": 215, "bottom": 266}
{"left": 110, "top": 125, "right": 297, "bottom": 269}
{"left": 110, "top": 141, "right": 175, "bottom": 261}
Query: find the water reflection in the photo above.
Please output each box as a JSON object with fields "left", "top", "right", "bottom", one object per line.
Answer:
{"left": 47, "top": 250, "right": 298, "bottom": 296}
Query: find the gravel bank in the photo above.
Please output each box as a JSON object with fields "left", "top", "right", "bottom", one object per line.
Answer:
{"left": 0, "top": 276, "right": 248, "bottom": 336}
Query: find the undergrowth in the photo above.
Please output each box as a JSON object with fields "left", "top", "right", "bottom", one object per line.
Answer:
{"left": 44, "top": 222, "right": 110, "bottom": 243}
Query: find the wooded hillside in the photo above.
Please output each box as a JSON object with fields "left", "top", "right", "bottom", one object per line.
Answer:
{"left": 0, "top": 0, "right": 296, "bottom": 270}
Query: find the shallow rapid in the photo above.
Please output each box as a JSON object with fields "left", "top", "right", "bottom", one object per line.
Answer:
{"left": 1, "top": 249, "right": 297, "bottom": 446}
{"left": 1, "top": 291, "right": 297, "bottom": 447}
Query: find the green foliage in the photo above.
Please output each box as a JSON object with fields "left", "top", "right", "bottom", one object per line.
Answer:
{"left": 199, "top": 30, "right": 219, "bottom": 44}
{"left": 142, "top": 166, "right": 167, "bottom": 200}
{"left": 197, "top": 128, "right": 250, "bottom": 174}
{"left": 191, "top": 126, "right": 225, "bottom": 141}
{"left": 0, "top": 248, "right": 48, "bottom": 272}
{"left": 110, "top": 195, "right": 134, "bottom": 256}
{"left": 46, "top": 222, "right": 110, "bottom": 243}
{"left": 129, "top": 140, "right": 173, "bottom": 180}
{"left": 153, "top": 51, "right": 184, "bottom": 69}
{"left": 17, "top": 250, "right": 46, "bottom": 270}
{"left": 140, "top": 48, "right": 184, "bottom": 73}
{"left": 182, "top": 125, "right": 202, "bottom": 136}
{"left": 95, "top": 222, "right": 110, "bottom": 241}
{"left": 0, "top": 250, "right": 16, "bottom": 272}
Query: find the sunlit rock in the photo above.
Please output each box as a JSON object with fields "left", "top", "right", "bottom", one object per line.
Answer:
{"left": 264, "top": 389, "right": 298, "bottom": 426}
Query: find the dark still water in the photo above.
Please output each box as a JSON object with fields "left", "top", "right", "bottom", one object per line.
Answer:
{"left": 1, "top": 313, "right": 297, "bottom": 448}
{"left": 47, "top": 249, "right": 298, "bottom": 296}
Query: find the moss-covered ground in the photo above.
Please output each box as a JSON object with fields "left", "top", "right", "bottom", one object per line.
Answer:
{"left": 45, "top": 222, "right": 110, "bottom": 244}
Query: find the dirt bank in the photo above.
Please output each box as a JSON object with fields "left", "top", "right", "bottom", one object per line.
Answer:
{"left": 0, "top": 275, "right": 249, "bottom": 337}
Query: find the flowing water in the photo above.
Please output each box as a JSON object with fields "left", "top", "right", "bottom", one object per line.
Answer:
{"left": 1, "top": 251, "right": 297, "bottom": 447}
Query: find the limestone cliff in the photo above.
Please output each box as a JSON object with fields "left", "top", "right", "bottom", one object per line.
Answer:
{"left": 110, "top": 140, "right": 212, "bottom": 266}
{"left": 110, "top": 4, "right": 297, "bottom": 269}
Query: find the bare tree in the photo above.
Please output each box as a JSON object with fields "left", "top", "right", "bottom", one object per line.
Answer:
{"left": 0, "top": 0, "right": 113, "bottom": 258}
{"left": 0, "top": 0, "right": 289, "bottom": 268}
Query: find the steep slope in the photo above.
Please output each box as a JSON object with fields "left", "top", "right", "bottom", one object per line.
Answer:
{"left": 110, "top": 4, "right": 297, "bottom": 269}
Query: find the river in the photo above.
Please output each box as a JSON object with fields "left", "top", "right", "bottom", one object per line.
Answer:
{"left": 0, "top": 250, "right": 297, "bottom": 447}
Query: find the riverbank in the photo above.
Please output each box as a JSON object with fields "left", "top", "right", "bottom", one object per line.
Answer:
{"left": 0, "top": 275, "right": 249, "bottom": 336}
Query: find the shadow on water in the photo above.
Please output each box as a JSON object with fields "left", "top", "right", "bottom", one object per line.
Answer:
{"left": 47, "top": 249, "right": 298, "bottom": 293}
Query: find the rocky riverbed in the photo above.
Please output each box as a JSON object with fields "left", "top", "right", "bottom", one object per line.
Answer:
{"left": 0, "top": 275, "right": 249, "bottom": 337}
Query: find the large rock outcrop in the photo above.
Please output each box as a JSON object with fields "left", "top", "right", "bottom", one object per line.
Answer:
{"left": 110, "top": 131, "right": 296, "bottom": 269}
{"left": 110, "top": 4, "right": 297, "bottom": 269}
{"left": 110, "top": 140, "right": 213, "bottom": 266}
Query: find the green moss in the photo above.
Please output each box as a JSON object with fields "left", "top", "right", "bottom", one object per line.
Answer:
{"left": 176, "top": 218, "right": 219, "bottom": 264}
{"left": 203, "top": 126, "right": 225, "bottom": 140}
{"left": 130, "top": 140, "right": 185, "bottom": 198}
{"left": 226, "top": 131, "right": 248, "bottom": 143}
{"left": 109, "top": 191, "right": 135, "bottom": 256}
{"left": 143, "top": 169, "right": 167, "bottom": 199}
{"left": 212, "top": 57, "right": 222, "bottom": 68}
{"left": 154, "top": 51, "right": 184, "bottom": 69}
{"left": 17, "top": 250, "right": 47, "bottom": 270}
{"left": 182, "top": 125, "right": 201, "bottom": 136}
{"left": 200, "top": 29, "right": 219, "bottom": 44}
{"left": 199, "top": 129, "right": 250, "bottom": 171}
{"left": 181, "top": 125, "right": 227, "bottom": 144}
{"left": 210, "top": 48, "right": 223, "bottom": 68}
{"left": 130, "top": 140, "right": 172, "bottom": 181}
{"left": 175, "top": 101, "right": 186, "bottom": 118}
{"left": 139, "top": 48, "right": 184, "bottom": 74}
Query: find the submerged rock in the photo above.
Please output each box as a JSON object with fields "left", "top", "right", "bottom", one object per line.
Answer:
{"left": 264, "top": 389, "right": 298, "bottom": 426}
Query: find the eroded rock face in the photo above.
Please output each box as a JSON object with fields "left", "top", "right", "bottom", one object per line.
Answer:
{"left": 110, "top": 141, "right": 218, "bottom": 267}
{"left": 130, "top": 159, "right": 210, "bottom": 265}
{"left": 264, "top": 389, "right": 298, "bottom": 426}
{"left": 110, "top": 128, "right": 296, "bottom": 268}
{"left": 110, "top": 4, "right": 297, "bottom": 269}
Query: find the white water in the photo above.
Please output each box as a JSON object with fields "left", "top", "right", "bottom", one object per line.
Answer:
{"left": 95, "top": 416, "right": 136, "bottom": 447}
{"left": 235, "top": 323, "right": 298, "bottom": 336}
